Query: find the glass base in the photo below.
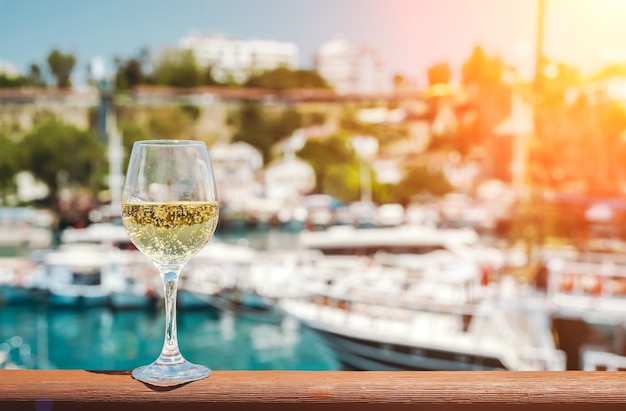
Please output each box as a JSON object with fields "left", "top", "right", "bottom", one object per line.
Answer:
{"left": 132, "top": 360, "right": 211, "bottom": 386}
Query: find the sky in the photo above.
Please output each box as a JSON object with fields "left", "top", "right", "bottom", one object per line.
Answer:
{"left": 2, "top": 0, "right": 626, "bottom": 86}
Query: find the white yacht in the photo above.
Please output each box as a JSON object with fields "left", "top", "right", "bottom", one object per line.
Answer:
{"left": 298, "top": 224, "right": 482, "bottom": 256}
{"left": 275, "top": 224, "right": 565, "bottom": 371}
{"left": 45, "top": 245, "right": 111, "bottom": 307}
{"left": 55, "top": 223, "right": 157, "bottom": 309}
{"left": 279, "top": 252, "right": 565, "bottom": 371}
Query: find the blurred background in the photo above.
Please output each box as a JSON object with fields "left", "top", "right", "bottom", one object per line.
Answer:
{"left": 1, "top": 0, "right": 626, "bottom": 373}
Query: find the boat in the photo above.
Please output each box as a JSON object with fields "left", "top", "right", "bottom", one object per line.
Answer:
{"left": 61, "top": 222, "right": 134, "bottom": 250}
{"left": 54, "top": 223, "right": 160, "bottom": 309}
{"left": 107, "top": 259, "right": 158, "bottom": 310}
{"left": 274, "top": 224, "right": 566, "bottom": 371}
{"left": 45, "top": 245, "right": 112, "bottom": 307}
{"left": 298, "top": 224, "right": 483, "bottom": 256}
{"left": 297, "top": 224, "right": 509, "bottom": 282}
{"left": 0, "top": 207, "right": 55, "bottom": 257}
{"left": 0, "top": 258, "right": 49, "bottom": 305}
{"left": 583, "top": 350, "right": 626, "bottom": 371}
{"left": 542, "top": 255, "right": 626, "bottom": 370}
{"left": 279, "top": 257, "right": 566, "bottom": 371}
{"left": 177, "top": 265, "right": 224, "bottom": 311}
{"left": 177, "top": 239, "right": 259, "bottom": 311}
{"left": 279, "top": 222, "right": 626, "bottom": 371}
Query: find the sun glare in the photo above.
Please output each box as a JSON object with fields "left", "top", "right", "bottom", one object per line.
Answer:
{"left": 546, "top": 0, "right": 626, "bottom": 74}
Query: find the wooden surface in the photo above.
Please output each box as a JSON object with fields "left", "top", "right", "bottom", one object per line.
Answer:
{"left": 1, "top": 370, "right": 625, "bottom": 410}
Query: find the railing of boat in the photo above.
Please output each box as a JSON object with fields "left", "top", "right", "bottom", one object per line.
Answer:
{"left": 0, "top": 370, "right": 625, "bottom": 410}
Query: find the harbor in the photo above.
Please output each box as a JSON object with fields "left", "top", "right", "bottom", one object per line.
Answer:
{"left": 2, "top": 213, "right": 626, "bottom": 372}
{"left": 2, "top": 0, "right": 626, "bottom": 377}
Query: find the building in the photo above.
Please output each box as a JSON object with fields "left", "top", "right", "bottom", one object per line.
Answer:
{"left": 314, "top": 38, "right": 384, "bottom": 95}
{"left": 179, "top": 33, "right": 298, "bottom": 84}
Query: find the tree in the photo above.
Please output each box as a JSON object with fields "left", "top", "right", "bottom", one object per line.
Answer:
{"left": 0, "top": 134, "right": 21, "bottom": 203}
{"left": 0, "top": 63, "right": 48, "bottom": 88}
{"left": 427, "top": 62, "right": 451, "bottom": 85}
{"left": 462, "top": 46, "right": 504, "bottom": 87}
{"left": 118, "top": 122, "right": 151, "bottom": 171}
{"left": 47, "top": 49, "right": 76, "bottom": 88}
{"left": 0, "top": 74, "right": 26, "bottom": 88}
{"left": 150, "top": 50, "right": 202, "bottom": 88}
{"left": 232, "top": 103, "right": 302, "bottom": 164}
{"left": 145, "top": 106, "right": 198, "bottom": 139}
{"left": 322, "top": 163, "right": 361, "bottom": 202}
{"left": 458, "top": 45, "right": 512, "bottom": 173}
{"left": 27, "top": 64, "right": 46, "bottom": 87}
{"left": 203, "top": 65, "right": 220, "bottom": 86}
{"left": 115, "top": 58, "right": 144, "bottom": 90}
{"left": 297, "top": 134, "right": 360, "bottom": 200}
{"left": 302, "top": 111, "right": 327, "bottom": 127}
{"left": 245, "top": 67, "right": 330, "bottom": 90}
{"left": 392, "top": 165, "right": 454, "bottom": 205}
{"left": 19, "top": 119, "right": 105, "bottom": 205}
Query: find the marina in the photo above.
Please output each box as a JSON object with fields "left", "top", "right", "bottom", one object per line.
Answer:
{"left": 3, "top": 1, "right": 626, "bottom": 406}
{"left": 2, "top": 218, "right": 626, "bottom": 372}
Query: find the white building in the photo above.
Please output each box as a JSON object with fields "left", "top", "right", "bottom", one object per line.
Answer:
{"left": 179, "top": 33, "right": 298, "bottom": 84}
{"left": 209, "top": 141, "right": 264, "bottom": 206}
{"left": 314, "top": 38, "right": 384, "bottom": 94}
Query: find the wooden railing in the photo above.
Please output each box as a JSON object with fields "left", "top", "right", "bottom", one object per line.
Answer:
{"left": 1, "top": 370, "right": 625, "bottom": 410}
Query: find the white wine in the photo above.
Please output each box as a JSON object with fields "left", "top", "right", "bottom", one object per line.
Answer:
{"left": 122, "top": 201, "right": 219, "bottom": 266}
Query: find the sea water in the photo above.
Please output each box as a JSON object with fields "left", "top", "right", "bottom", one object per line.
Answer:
{"left": 1, "top": 228, "right": 338, "bottom": 370}
{"left": 0, "top": 305, "right": 339, "bottom": 371}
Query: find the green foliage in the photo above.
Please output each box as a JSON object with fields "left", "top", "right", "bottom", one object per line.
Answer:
{"left": 144, "top": 106, "right": 198, "bottom": 139}
{"left": 272, "top": 109, "right": 301, "bottom": 141}
{"left": 119, "top": 122, "right": 151, "bottom": 171}
{"left": 298, "top": 132, "right": 454, "bottom": 204}
{"left": 150, "top": 50, "right": 202, "bottom": 88}
{"left": 302, "top": 111, "right": 327, "bottom": 127}
{"left": 0, "top": 134, "right": 21, "bottom": 202}
{"left": 0, "top": 64, "right": 46, "bottom": 89}
{"left": 19, "top": 119, "right": 105, "bottom": 203}
{"left": 371, "top": 181, "right": 397, "bottom": 204}
{"left": 232, "top": 103, "right": 302, "bottom": 164}
{"left": 338, "top": 108, "right": 383, "bottom": 137}
{"left": 115, "top": 58, "right": 144, "bottom": 91}
{"left": 110, "top": 51, "right": 330, "bottom": 90}
{"left": 27, "top": 64, "right": 46, "bottom": 87}
{"left": 203, "top": 66, "right": 220, "bottom": 86}
{"left": 180, "top": 104, "right": 201, "bottom": 121}
{"left": 114, "top": 48, "right": 151, "bottom": 90}
{"left": 294, "top": 69, "right": 331, "bottom": 89}
{"left": 0, "top": 64, "right": 46, "bottom": 88}
{"left": 392, "top": 165, "right": 454, "bottom": 205}
{"left": 47, "top": 49, "right": 76, "bottom": 88}
{"left": 0, "top": 74, "right": 27, "bottom": 88}
{"left": 297, "top": 134, "right": 360, "bottom": 199}
{"left": 322, "top": 163, "right": 361, "bottom": 202}
{"left": 245, "top": 67, "right": 330, "bottom": 90}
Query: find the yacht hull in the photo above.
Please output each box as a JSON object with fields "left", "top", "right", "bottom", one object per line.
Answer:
{"left": 310, "top": 325, "right": 507, "bottom": 371}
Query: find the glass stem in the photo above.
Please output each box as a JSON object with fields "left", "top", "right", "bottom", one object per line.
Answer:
{"left": 157, "top": 270, "right": 184, "bottom": 365}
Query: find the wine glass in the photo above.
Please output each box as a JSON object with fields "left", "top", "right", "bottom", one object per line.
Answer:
{"left": 121, "top": 140, "right": 219, "bottom": 386}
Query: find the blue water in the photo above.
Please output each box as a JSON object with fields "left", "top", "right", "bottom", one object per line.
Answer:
{"left": 1, "top": 228, "right": 338, "bottom": 371}
{"left": 0, "top": 305, "right": 339, "bottom": 371}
